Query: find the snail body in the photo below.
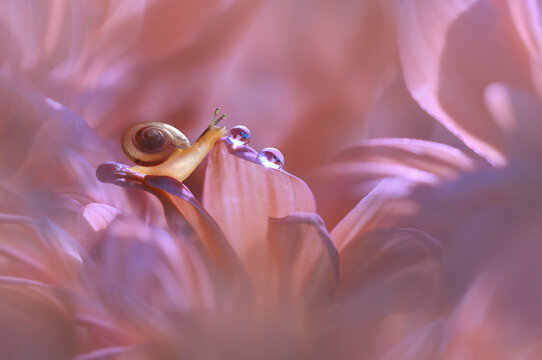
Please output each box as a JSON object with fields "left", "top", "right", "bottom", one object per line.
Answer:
{"left": 120, "top": 110, "right": 227, "bottom": 183}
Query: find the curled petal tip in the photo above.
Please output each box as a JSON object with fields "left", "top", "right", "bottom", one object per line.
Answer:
{"left": 95, "top": 162, "right": 144, "bottom": 187}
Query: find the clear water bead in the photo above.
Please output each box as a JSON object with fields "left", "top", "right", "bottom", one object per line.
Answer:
{"left": 257, "top": 147, "right": 284, "bottom": 170}
{"left": 228, "top": 125, "right": 251, "bottom": 147}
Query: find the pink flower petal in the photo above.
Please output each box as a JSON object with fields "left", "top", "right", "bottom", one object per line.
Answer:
{"left": 508, "top": 0, "right": 542, "bottom": 58}
{"left": 267, "top": 213, "right": 338, "bottom": 309}
{"left": 331, "top": 178, "right": 416, "bottom": 249}
{"left": 0, "top": 74, "right": 42, "bottom": 178}
{"left": 319, "top": 139, "right": 475, "bottom": 233}
{"left": 379, "top": 320, "right": 444, "bottom": 360}
{"left": 203, "top": 140, "right": 316, "bottom": 270}
{"left": 329, "top": 227, "right": 443, "bottom": 327}
{"left": 96, "top": 162, "right": 248, "bottom": 295}
{"left": 484, "top": 83, "right": 542, "bottom": 160}
{"left": 0, "top": 0, "right": 74, "bottom": 70}
{"left": 87, "top": 216, "right": 216, "bottom": 337}
{"left": 0, "top": 214, "right": 53, "bottom": 279}
{"left": 0, "top": 214, "right": 84, "bottom": 285}
{"left": 145, "top": 175, "right": 249, "bottom": 293}
{"left": 440, "top": 226, "right": 542, "bottom": 358}
{"left": 81, "top": 203, "right": 121, "bottom": 232}
{"left": 365, "top": 76, "right": 441, "bottom": 141}
{"left": 0, "top": 284, "right": 76, "bottom": 360}
{"left": 507, "top": 0, "right": 542, "bottom": 99}
{"left": 74, "top": 346, "right": 141, "bottom": 360}
{"left": 333, "top": 138, "right": 475, "bottom": 176}
{"left": 399, "top": 0, "right": 533, "bottom": 165}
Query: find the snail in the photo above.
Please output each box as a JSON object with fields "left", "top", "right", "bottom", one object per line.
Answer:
{"left": 121, "top": 108, "right": 227, "bottom": 183}
{"left": 121, "top": 122, "right": 191, "bottom": 166}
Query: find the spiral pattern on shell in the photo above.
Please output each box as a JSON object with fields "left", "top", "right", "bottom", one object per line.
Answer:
{"left": 121, "top": 122, "right": 190, "bottom": 166}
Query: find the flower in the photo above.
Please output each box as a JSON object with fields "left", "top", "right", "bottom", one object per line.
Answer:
{"left": 2, "top": 0, "right": 542, "bottom": 358}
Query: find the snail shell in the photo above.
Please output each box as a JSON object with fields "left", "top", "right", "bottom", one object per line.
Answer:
{"left": 121, "top": 122, "right": 190, "bottom": 166}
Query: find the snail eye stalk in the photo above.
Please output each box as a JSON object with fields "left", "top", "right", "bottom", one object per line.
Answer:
{"left": 121, "top": 108, "right": 227, "bottom": 183}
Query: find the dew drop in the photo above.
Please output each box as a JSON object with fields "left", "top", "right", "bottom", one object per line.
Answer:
{"left": 257, "top": 147, "right": 284, "bottom": 170}
{"left": 228, "top": 125, "right": 251, "bottom": 147}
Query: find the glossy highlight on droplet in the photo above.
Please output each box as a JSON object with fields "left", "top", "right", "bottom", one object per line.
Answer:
{"left": 227, "top": 125, "right": 251, "bottom": 147}
{"left": 257, "top": 147, "right": 284, "bottom": 170}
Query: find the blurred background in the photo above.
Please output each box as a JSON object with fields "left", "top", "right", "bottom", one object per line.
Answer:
{"left": 0, "top": 0, "right": 466, "bottom": 226}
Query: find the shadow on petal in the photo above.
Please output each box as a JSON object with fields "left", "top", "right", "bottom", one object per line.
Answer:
{"left": 267, "top": 213, "right": 338, "bottom": 311}
{"left": 329, "top": 227, "right": 443, "bottom": 328}
{"left": 484, "top": 83, "right": 542, "bottom": 161}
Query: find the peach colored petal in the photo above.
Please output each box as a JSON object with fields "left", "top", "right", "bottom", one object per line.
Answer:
{"left": 0, "top": 73, "right": 42, "bottom": 178}
{"left": 267, "top": 213, "right": 338, "bottom": 309}
{"left": 314, "top": 138, "right": 476, "bottom": 229}
{"left": 329, "top": 227, "right": 443, "bottom": 327}
{"left": 0, "top": 0, "right": 74, "bottom": 71}
{"left": 203, "top": 140, "right": 316, "bottom": 270}
{"left": 532, "top": 57, "right": 542, "bottom": 98}
{"left": 0, "top": 240, "right": 50, "bottom": 279}
{"left": 145, "top": 175, "right": 250, "bottom": 295}
{"left": 508, "top": 0, "right": 542, "bottom": 58}
{"left": 0, "top": 284, "right": 76, "bottom": 360}
{"left": 330, "top": 178, "right": 415, "bottom": 249}
{"left": 81, "top": 203, "right": 121, "bottom": 232}
{"left": 0, "top": 214, "right": 84, "bottom": 286}
{"left": 441, "top": 269, "right": 542, "bottom": 359}
{"left": 74, "top": 346, "right": 142, "bottom": 360}
{"left": 77, "top": 0, "right": 223, "bottom": 70}
{"left": 399, "top": 0, "right": 533, "bottom": 165}
{"left": 428, "top": 210, "right": 542, "bottom": 359}
{"left": 484, "top": 83, "right": 542, "bottom": 160}
{"left": 327, "top": 136, "right": 477, "bottom": 248}
{"left": 507, "top": 0, "right": 542, "bottom": 99}
{"left": 33, "top": 218, "right": 84, "bottom": 275}
{"left": 333, "top": 138, "right": 475, "bottom": 176}
{"left": 379, "top": 320, "right": 444, "bottom": 360}
{"left": 365, "top": 76, "right": 440, "bottom": 141}
{"left": 0, "top": 215, "right": 57, "bottom": 281}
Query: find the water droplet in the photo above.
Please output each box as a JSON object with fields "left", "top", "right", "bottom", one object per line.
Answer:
{"left": 257, "top": 147, "right": 284, "bottom": 170}
{"left": 228, "top": 125, "right": 251, "bottom": 147}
